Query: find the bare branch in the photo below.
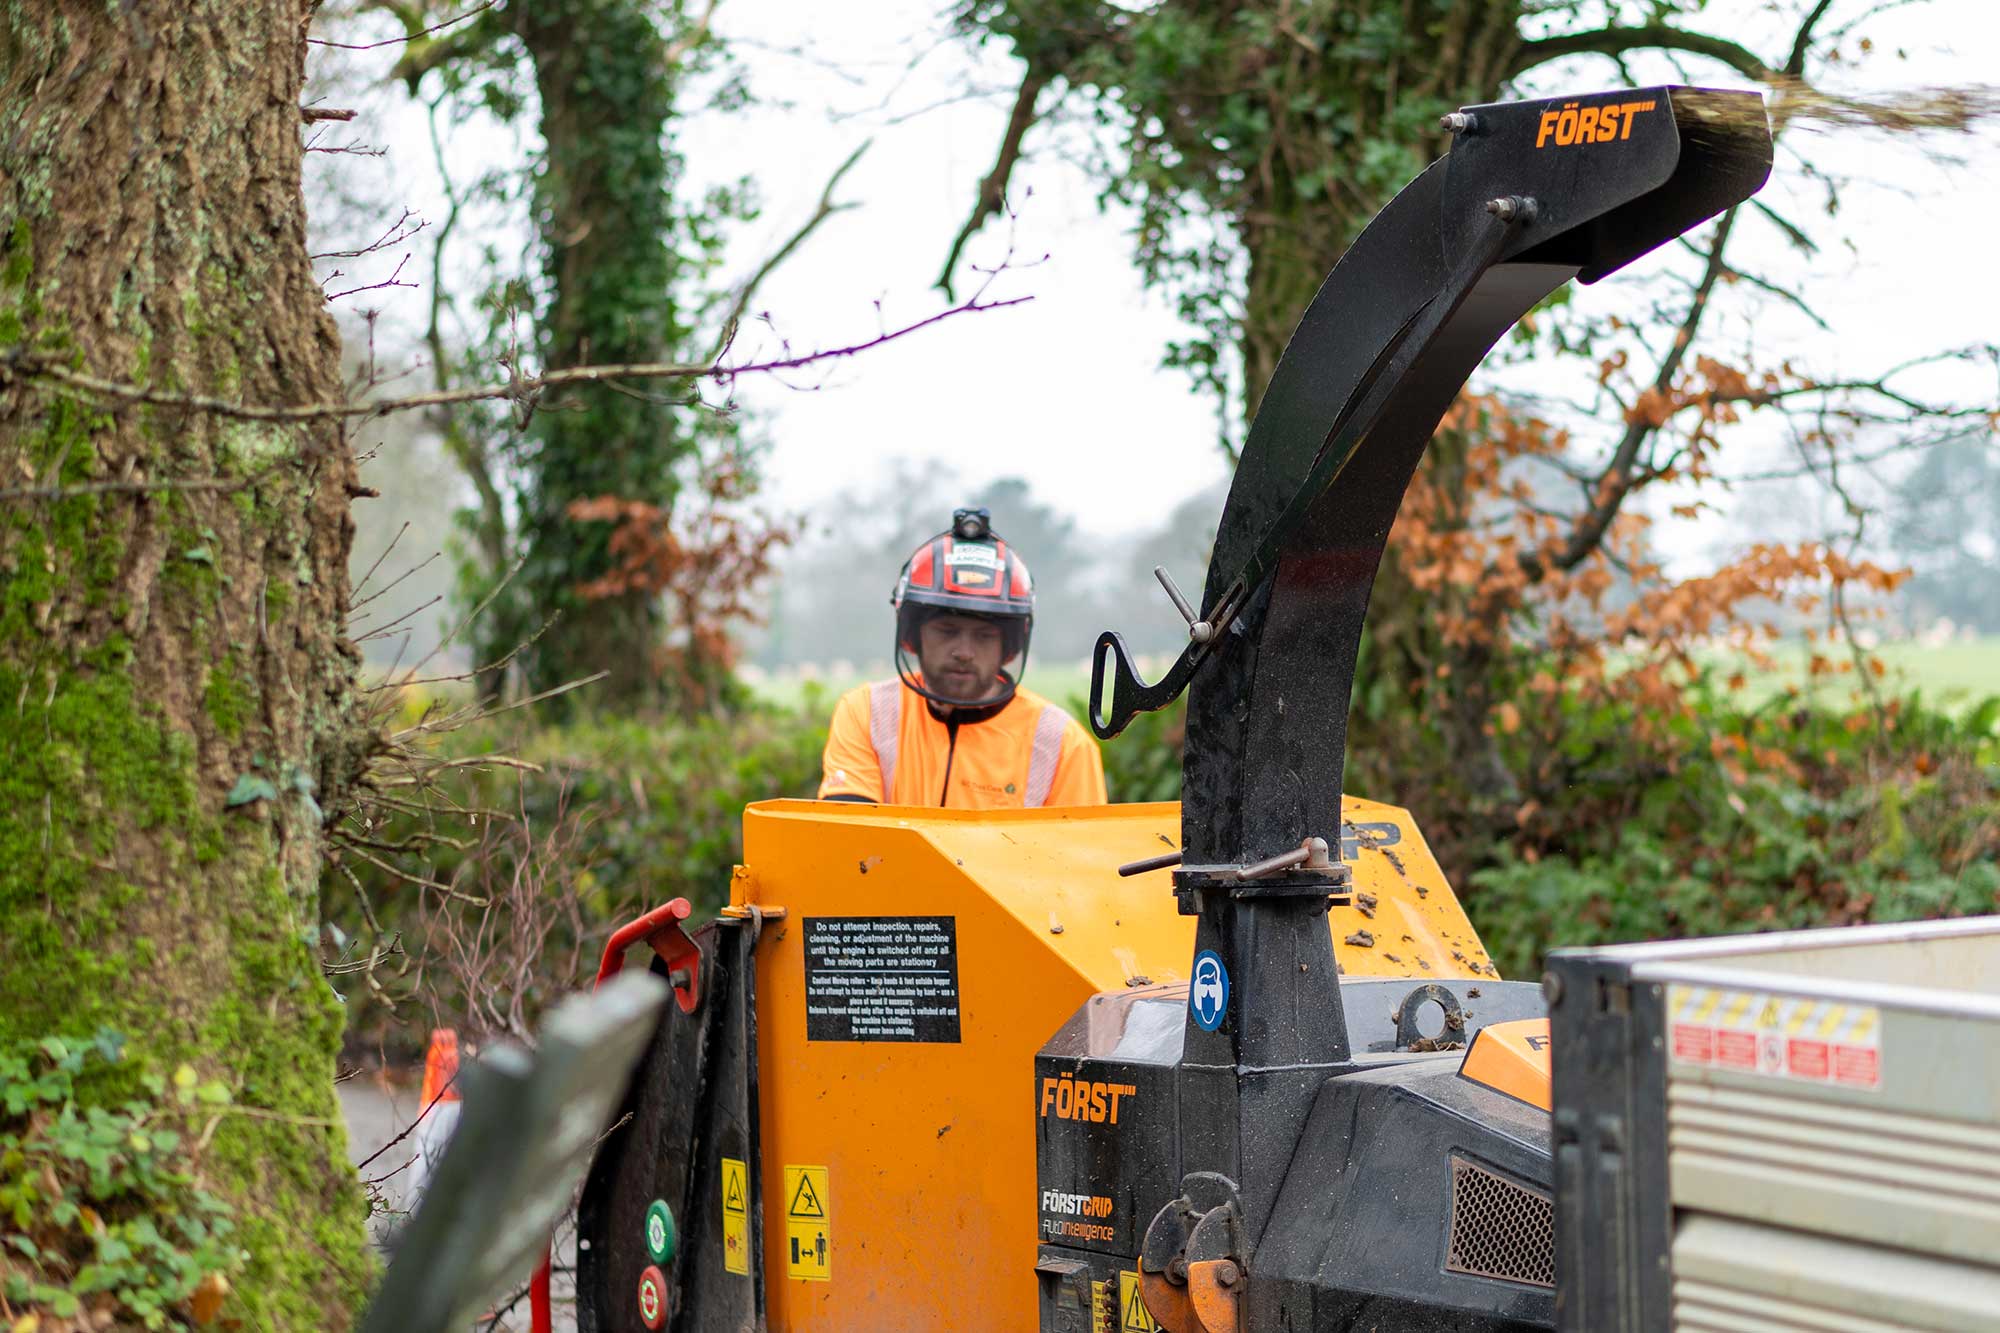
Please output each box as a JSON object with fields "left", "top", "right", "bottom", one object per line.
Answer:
{"left": 1522, "top": 204, "right": 1744, "bottom": 582}
{"left": 325, "top": 252, "right": 418, "bottom": 303}
{"left": 1510, "top": 23, "right": 1780, "bottom": 82}
{"left": 662, "top": 0, "right": 721, "bottom": 67}
{"left": 0, "top": 291, "right": 1031, "bottom": 431}
{"left": 936, "top": 65, "right": 1051, "bottom": 298}
{"left": 311, "top": 0, "right": 499, "bottom": 51}
{"left": 707, "top": 140, "right": 869, "bottom": 361}
{"left": 312, "top": 207, "right": 425, "bottom": 261}
{"left": 352, "top": 521, "right": 412, "bottom": 600}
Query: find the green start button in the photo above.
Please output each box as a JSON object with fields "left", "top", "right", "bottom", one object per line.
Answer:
{"left": 644, "top": 1199, "right": 677, "bottom": 1265}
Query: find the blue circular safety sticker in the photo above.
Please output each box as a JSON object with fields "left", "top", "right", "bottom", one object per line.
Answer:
{"left": 1190, "top": 949, "right": 1229, "bottom": 1031}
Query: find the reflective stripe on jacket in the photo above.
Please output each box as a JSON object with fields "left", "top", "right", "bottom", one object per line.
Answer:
{"left": 818, "top": 678, "right": 1107, "bottom": 809}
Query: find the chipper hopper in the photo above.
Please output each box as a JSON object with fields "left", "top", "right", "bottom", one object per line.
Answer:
{"left": 553, "top": 87, "right": 1998, "bottom": 1332}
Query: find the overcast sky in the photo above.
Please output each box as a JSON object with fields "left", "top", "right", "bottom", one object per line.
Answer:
{"left": 684, "top": 0, "right": 1998, "bottom": 545}
{"left": 316, "top": 0, "right": 2000, "bottom": 567}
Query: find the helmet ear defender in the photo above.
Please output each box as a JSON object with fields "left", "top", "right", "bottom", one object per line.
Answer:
{"left": 891, "top": 507, "right": 1036, "bottom": 710}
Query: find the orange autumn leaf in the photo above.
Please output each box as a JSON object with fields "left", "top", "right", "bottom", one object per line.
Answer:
{"left": 191, "top": 1273, "right": 230, "bottom": 1326}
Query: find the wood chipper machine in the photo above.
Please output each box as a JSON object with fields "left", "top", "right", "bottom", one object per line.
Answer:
{"left": 549, "top": 86, "right": 2000, "bottom": 1332}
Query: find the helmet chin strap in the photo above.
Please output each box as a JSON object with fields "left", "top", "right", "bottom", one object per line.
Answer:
{"left": 893, "top": 652, "right": 1022, "bottom": 713}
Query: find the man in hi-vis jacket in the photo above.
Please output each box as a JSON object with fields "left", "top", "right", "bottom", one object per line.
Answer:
{"left": 818, "top": 507, "right": 1106, "bottom": 809}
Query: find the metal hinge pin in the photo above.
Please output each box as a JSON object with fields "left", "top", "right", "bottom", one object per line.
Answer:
{"left": 1153, "top": 566, "right": 1214, "bottom": 644}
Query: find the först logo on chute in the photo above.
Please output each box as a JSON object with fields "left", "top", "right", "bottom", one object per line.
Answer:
{"left": 1535, "top": 98, "right": 1658, "bottom": 149}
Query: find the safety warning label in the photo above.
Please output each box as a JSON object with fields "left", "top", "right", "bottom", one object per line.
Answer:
{"left": 1667, "top": 985, "right": 1882, "bottom": 1091}
{"left": 804, "top": 916, "right": 961, "bottom": 1043}
{"left": 1118, "top": 1270, "right": 1157, "bottom": 1332}
{"left": 783, "top": 1165, "right": 831, "bottom": 1282}
{"left": 720, "top": 1157, "right": 749, "bottom": 1276}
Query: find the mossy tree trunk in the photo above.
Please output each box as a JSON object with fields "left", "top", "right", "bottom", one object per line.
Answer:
{"left": 0, "top": 2, "right": 373, "bottom": 1326}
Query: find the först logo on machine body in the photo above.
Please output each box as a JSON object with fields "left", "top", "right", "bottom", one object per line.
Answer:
{"left": 1040, "top": 1189, "right": 1117, "bottom": 1244}
{"left": 1039, "top": 1071, "right": 1138, "bottom": 1124}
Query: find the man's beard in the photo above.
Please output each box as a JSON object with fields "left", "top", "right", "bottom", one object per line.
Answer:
{"left": 929, "top": 667, "right": 993, "bottom": 703}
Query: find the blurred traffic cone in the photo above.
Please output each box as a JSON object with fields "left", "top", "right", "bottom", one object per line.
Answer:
{"left": 407, "top": 1028, "right": 464, "bottom": 1209}
{"left": 418, "top": 1028, "right": 461, "bottom": 1111}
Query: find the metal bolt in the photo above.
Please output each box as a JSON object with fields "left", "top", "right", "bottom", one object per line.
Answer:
{"left": 1439, "top": 112, "right": 1477, "bottom": 135}
{"left": 1190, "top": 620, "right": 1214, "bottom": 644}
{"left": 1216, "top": 1260, "right": 1241, "bottom": 1288}
{"left": 1485, "top": 195, "right": 1538, "bottom": 223}
{"left": 1168, "top": 1257, "right": 1189, "bottom": 1285}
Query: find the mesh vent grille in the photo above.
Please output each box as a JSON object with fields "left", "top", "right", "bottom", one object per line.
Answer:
{"left": 1446, "top": 1155, "right": 1555, "bottom": 1287}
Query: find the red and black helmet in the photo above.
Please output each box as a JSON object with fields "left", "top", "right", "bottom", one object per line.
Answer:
{"left": 891, "top": 507, "right": 1035, "bottom": 709}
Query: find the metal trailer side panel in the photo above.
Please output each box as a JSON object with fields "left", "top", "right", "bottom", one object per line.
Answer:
{"left": 1671, "top": 1214, "right": 2000, "bottom": 1332}
{"left": 1547, "top": 955, "right": 1672, "bottom": 1332}
{"left": 1549, "top": 917, "right": 2000, "bottom": 1333}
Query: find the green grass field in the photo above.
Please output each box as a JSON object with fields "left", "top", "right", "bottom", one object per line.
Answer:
{"left": 1705, "top": 638, "right": 2000, "bottom": 719}
{"left": 749, "top": 639, "right": 2000, "bottom": 725}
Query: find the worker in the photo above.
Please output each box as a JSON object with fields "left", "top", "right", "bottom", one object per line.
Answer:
{"left": 819, "top": 507, "right": 1108, "bottom": 808}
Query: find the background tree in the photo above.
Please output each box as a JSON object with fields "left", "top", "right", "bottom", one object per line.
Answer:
{"left": 383, "top": 0, "right": 743, "bottom": 712}
{"left": 942, "top": 0, "right": 1993, "bottom": 831}
{"left": 1886, "top": 433, "right": 2000, "bottom": 634}
{"left": 0, "top": 1, "right": 373, "bottom": 1325}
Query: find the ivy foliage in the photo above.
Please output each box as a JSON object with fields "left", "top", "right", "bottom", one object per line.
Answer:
{"left": 949, "top": 1, "right": 1785, "bottom": 426}
{"left": 0, "top": 1032, "right": 245, "bottom": 1331}
{"left": 954, "top": 0, "right": 1544, "bottom": 420}
{"left": 391, "top": 0, "right": 755, "bottom": 712}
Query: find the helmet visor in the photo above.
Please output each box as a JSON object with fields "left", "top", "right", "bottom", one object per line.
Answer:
{"left": 894, "top": 604, "right": 1030, "bottom": 710}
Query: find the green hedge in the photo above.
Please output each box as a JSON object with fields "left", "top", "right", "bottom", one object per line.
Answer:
{"left": 1470, "top": 691, "right": 2000, "bottom": 976}
{"left": 332, "top": 684, "right": 1997, "bottom": 1050}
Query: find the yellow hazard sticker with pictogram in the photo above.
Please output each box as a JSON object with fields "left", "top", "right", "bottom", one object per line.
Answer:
{"left": 783, "top": 1165, "right": 831, "bottom": 1282}
{"left": 720, "top": 1157, "right": 749, "bottom": 1276}
{"left": 1668, "top": 984, "right": 1882, "bottom": 1090}
{"left": 1119, "top": 1270, "right": 1157, "bottom": 1332}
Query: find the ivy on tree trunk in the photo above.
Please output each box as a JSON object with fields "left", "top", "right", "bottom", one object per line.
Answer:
{"left": 506, "top": 0, "right": 696, "bottom": 712}
{"left": 0, "top": 2, "right": 373, "bottom": 1325}
{"left": 395, "top": 0, "right": 729, "bottom": 713}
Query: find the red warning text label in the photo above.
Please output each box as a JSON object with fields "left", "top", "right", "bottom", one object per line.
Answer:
{"left": 1668, "top": 987, "right": 1882, "bottom": 1091}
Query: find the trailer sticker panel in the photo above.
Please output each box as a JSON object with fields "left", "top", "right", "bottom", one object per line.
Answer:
{"left": 1668, "top": 985, "right": 1881, "bottom": 1090}
{"left": 720, "top": 1157, "right": 749, "bottom": 1275}
{"left": 783, "top": 1165, "right": 831, "bottom": 1282}
{"left": 803, "top": 916, "right": 961, "bottom": 1043}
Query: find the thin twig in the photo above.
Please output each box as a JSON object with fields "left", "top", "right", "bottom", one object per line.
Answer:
{"left": 706, "top": 140, "right": 870, "bottom": 362}
{"left": 309, "top": 0, "right": 499, "bottom": 50}
{"left": 0, "top": 292, "right": 1029, "bottom": 429}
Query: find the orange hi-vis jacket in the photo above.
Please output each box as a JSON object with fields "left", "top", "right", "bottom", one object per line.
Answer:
{"left": 818, "top": 678, "right": 1108, "bottom": 809}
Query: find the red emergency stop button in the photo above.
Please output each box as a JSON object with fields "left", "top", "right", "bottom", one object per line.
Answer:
{"left": 637, "top": 1264, "right": 668, "bottom": 1329}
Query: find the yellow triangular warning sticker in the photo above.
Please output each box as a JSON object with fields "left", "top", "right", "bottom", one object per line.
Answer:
{"left": 725, "top": 1173, "right": 745, "bottom": 1211}
{"left": 1120, "top": 1271, "right": 1157, "bottom": 1332}
{"left": 789, "top": 1172, "right": 826, "bottom": 1219}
